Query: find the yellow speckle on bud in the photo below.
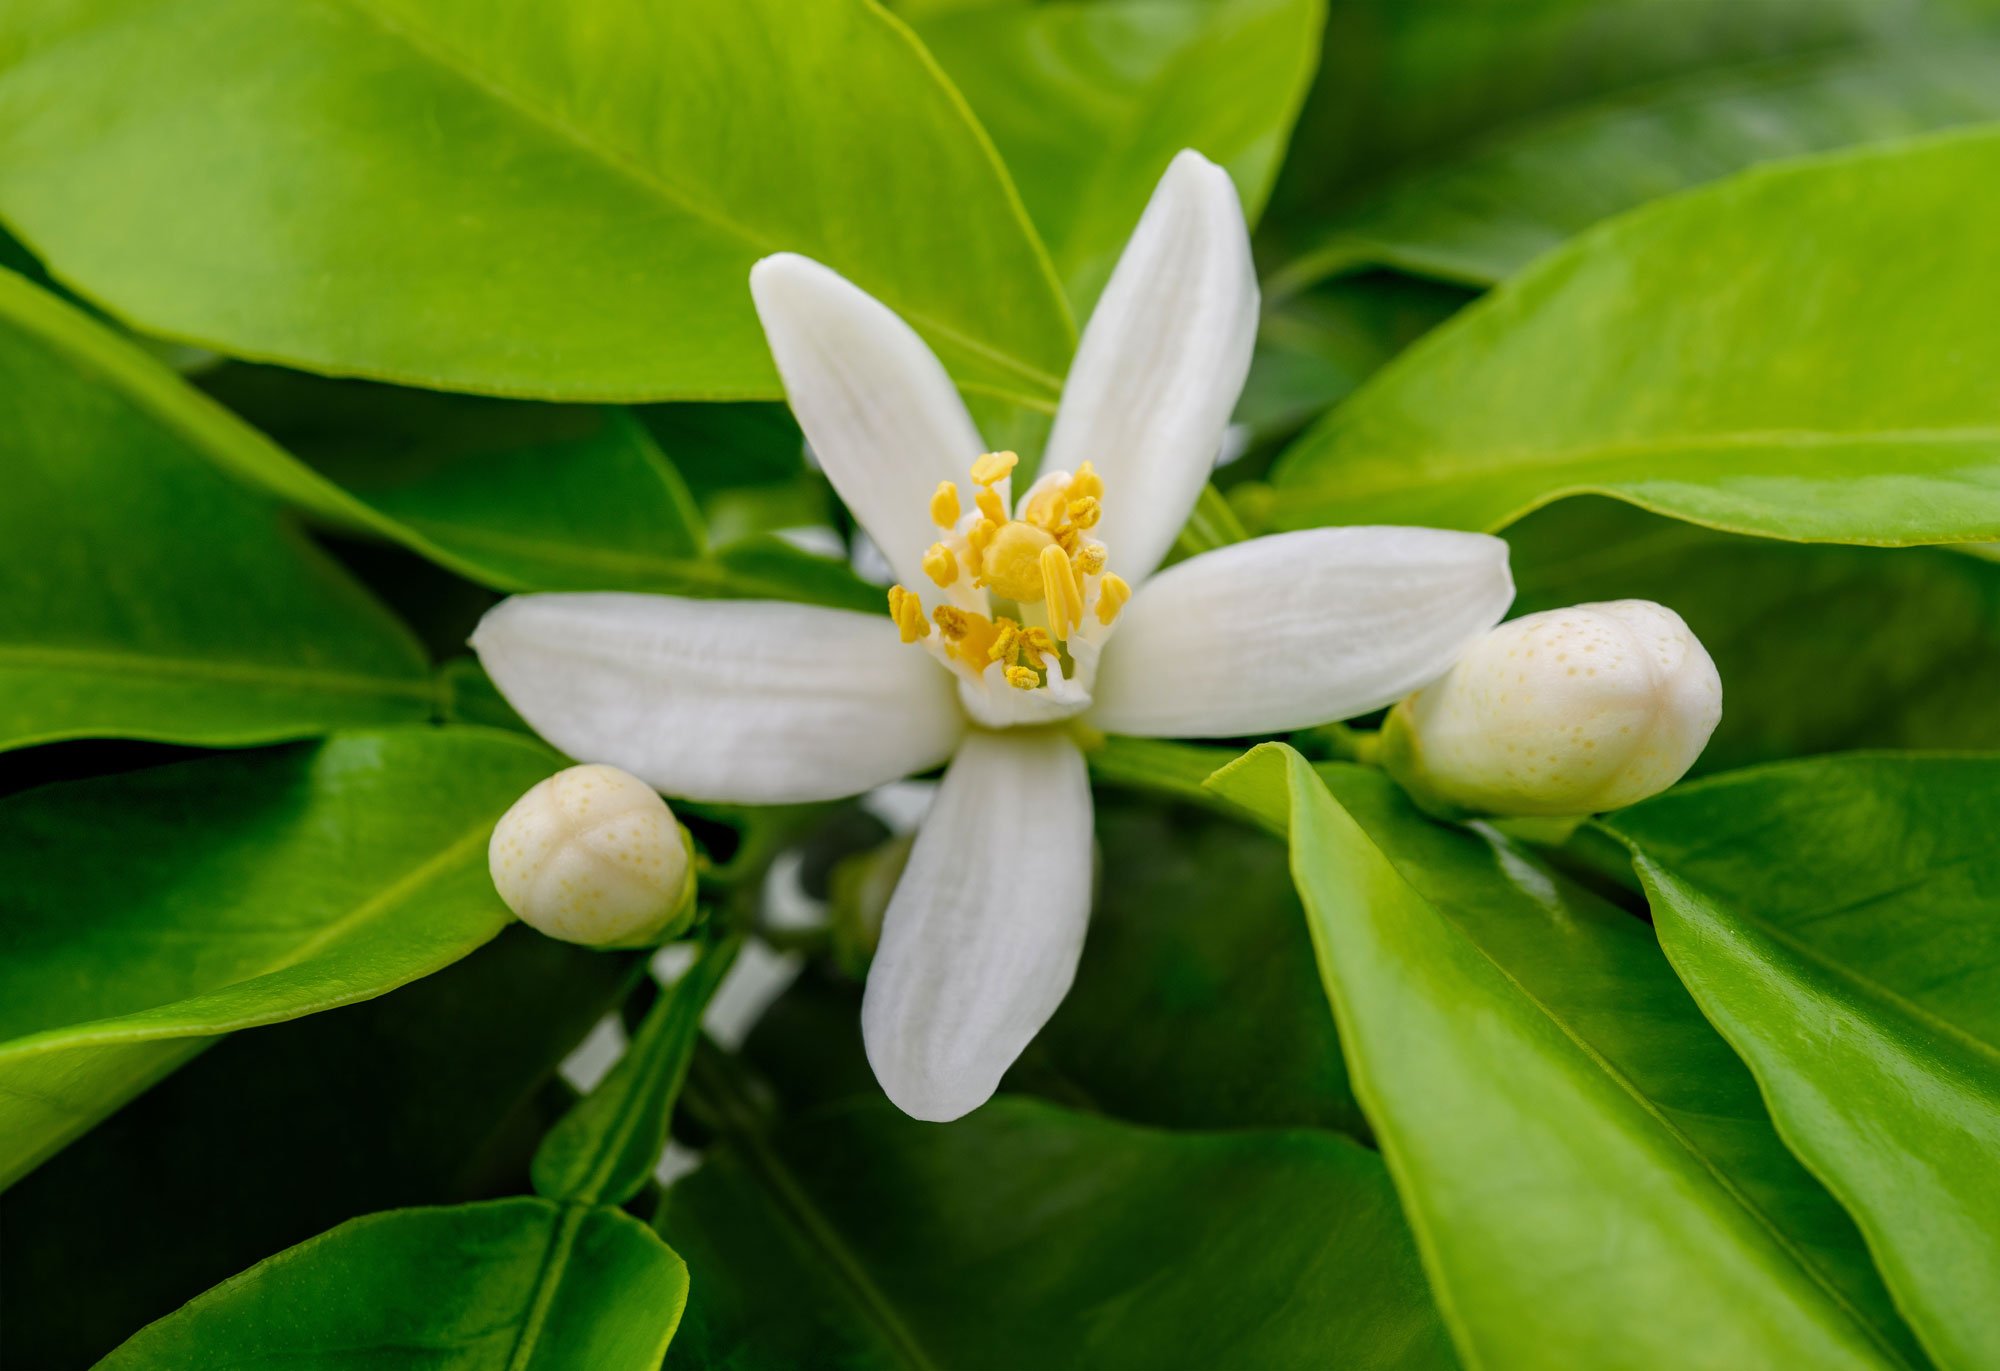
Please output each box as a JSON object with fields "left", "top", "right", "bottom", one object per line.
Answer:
{"left": 929, "top": 482, "right": 961, "bottom": 527}
{"left": 970, "top": 450, "right": 1018, "bottom": 486}
{"left": 1095, "top": 573, "right": 1131, "bottom": 626}
{"left": 1066, "top": 496, "right": 1101, "bottom": 530}
{"left": 982, "top": 520, "right": 1057, "bottom": 602}
{"left": 488, "top": 764, "right": 694, "bottom": 949}
{"left": 887, "top": 585, "right": 929, "bottom": 643}
{"left": 1041, "top": 542, "right": 1084, "bottom": 640}
{"left": 922, "top": 542, "right": 958, "bottom": 588}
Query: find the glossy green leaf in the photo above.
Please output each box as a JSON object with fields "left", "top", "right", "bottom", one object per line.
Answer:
{"left": 1509, "top": 499, "right": 2000, "bottom": 771}
{"left": 661, "top": 1084, "right": 1452, "bottom": 1370}
{"left": 99, "top": 1197, "right": 688, "bottom": 1370}
{"left": 1263, "top": 0, "right": 1939, "bottom": 247}
{"left": 1279, "top": 44, "right": 2000, "bottom": 292}
{"left": 915, "top": 0, "right": 1323, "bottom": 309}
{"left": 1, "top": 928, "right": 638, "bottom": 1369}
{"left": 1207, "top": 746, "right": 1925, "bottom": 1370}
{"left": 0, "top": 267, "right": 431, "bottom": 752}
{"left": 533, "top": 939, "right": 736, "bottom": 1206}
{"left": 1273, "top": 130, "right": 2000, "bottom": 545}
{"left": 0, "top": 0, "right": 1073, "bottom": 403}
{"left": 1606, "top": 755, "right": 2000, "bottom": 1370}
{"left": 0, "top": 726, "right": 560, "bottom": 1189}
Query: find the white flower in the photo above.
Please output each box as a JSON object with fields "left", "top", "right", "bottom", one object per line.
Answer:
{"left": 1381, "top": 600, "right": 1722, "bottom": 818}
{"left": 489, "top": 764, "right": 696, "bottom": 947}
{"left": 472, "top": 151, "right": 1513, "bottom": 1121}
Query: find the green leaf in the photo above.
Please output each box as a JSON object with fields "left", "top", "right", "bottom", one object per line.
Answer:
{"left": 1, "top": 928, "right": 639, "bottom": 1369}
{"left": 1279, "top": 43, "right": 2000, "bottom": 292}
{"left": 0, "top": 268, "right": 431, "bottom": 752}
{"left": 1272, "top": 130, "right": 2000, "bottom": 545}
{"left": 1509, "top": 498, "right": 2000, "bottom": 771}
{"left": 914, "top": 0, "right": 1323, "bottom": 310}
{"left": 661, "top": 1083, "right": 1453, "bottom": 1369}
{"left": 1605, "top": 754, "right": 2000, "bottom": 1370}
{"left": 533, "top": 938, "right": 737, "bottom": 1206}
{"left": 0, "top": 0, "right": 1073, "bottom": 403}
{"left": 0, "top": 726, "right": 559, "bottom": 1189}
{"left": 98, "top": 1197, "right": 688, "bottom": 1371}
{"left": 1207, "top": 746, "right": 1926, "bottom": 1370}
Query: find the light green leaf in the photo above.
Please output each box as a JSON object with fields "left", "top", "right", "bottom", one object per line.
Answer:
{"left": 532, "top": 938, "right": 736, "bottom": 1206}
{"left": 915, "top": 0, "right": 1323, "bottom": 309}
{"left": 1278, "top": 44, "right": 2000, "bottom": 292}
{"left": 0, "top": 268, "right": 431, "bottom": 752}
{"left": 0, "top": 0, "right": 1073, "bottom": 403}
{"left": 1605, "top": 755, "right": 2000, "bottom": 1370}
{"left": 1, "top": 929, "right": 640, "bottom": 1368}
{"left": 0, "top": 727, "right": 559, "bottom": 1189}
{"left": 1509, "top": 499, "right": 2000, "bottom": 771}
{"left": 1207, "top": 746, "right": 1925, "bottom": 1370}
{"left": 661, "top": 1084, "right": 1452, "bottom": 1370}
{"left": 98, "top": 1197, "right": 688, "bottom": 1371}
{"left": 1272, "top": 130, "right": 2000, "bottom": 545}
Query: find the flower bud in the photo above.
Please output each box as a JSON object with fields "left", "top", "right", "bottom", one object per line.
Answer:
{"left": 1380, "top": 600, "right": 1721, "bottom": 819}
{"left": 488, "top": 764, "right": 696, "bottom": 948}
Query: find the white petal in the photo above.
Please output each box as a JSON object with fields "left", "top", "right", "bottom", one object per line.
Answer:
{"left": 751, "top": 254, "right": 987, "bottom": 590}
{"left": 862, "top": 729, "right": 1093, "bottom": 1122}
{"left": 472, "top": 594, "right": 964, "bottom": 804}
{"left": 1088, "top": 528, "right": 1515, "bottom": 738}
{"left": 1042, "top": 151, "right": 1259, "bottom": 584}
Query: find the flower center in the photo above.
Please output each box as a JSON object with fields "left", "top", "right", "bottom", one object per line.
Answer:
{"left": 885, "top": 451, "right": 1130, "bottom": 695}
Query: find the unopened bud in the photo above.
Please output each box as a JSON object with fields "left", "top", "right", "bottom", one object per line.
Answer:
{"left": 1381, "top": 600, "right": 1721, "bottom": 819}
{"left": 488, "top": 764, "right": 696, "bottom": 947}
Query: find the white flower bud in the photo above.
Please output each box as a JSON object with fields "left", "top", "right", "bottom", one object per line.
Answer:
{"left": 1381, "top": 600, "right": 1721, "bottom": 818}
{"left": 488, "top": 764, "right": 696, "bottom": 948}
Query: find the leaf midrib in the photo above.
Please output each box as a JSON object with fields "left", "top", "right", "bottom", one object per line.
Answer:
{"left": 335, "top": 0, "right": 1065, "bottom": 398}
{"left": 0, "top": 642, "right": 434, "bottom": 701}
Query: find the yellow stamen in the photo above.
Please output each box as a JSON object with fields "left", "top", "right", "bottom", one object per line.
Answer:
{"left": 1023, "top": 482, "right": 1067, "bottom": 531}
{"left": 970, "top": 450, "right": 1018, "bottom": 486}
{"left": 887, "top": 586, "right": 929, "bottom": 643}
{"left": 1003, "top": 665, "right": 1039, "bottom": 691}
{"left": 1068, "top": 462, "right": 1103, "bottom": 502}
{"left": 1096, "top": 573, "right": 1131, "bottom": 626}
{"left": 922, "top": 542, "right": 958, "bottom": 588}
{"left": 1018, "top": 626, "right": 1054, "bottom": 660}
{"left": 1066, "top": 495, "right": 1101, "bottom": 530}
{"left": 966, "top": 518, "right": 997, "bottom": 561}
{"left": 982, "top": 521, "right": 1056, "bottom": 602}
{"left": 933, "top": 605, "right": 975, "bottom": 640}
{"left": 1072, "top": 543, "right": 1106, "bottom": 577}
{"left": 1041, "top": 543, "right": 1083, "bottom": 641}
{"left": 929, "top": 482, "right": 961, "bottom": 527}
{"left": 975, "top": 485, "right": 1007, "bottom": 525}
{"left": 988, "top": 620, "right": 1019, "bottom": 663}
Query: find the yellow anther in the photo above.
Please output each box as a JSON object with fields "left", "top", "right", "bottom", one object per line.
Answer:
{"left": 1067, "top": 462, "right": 1103, "bottom": 502}
{"left": 982, "top": 521, "right": 1056, "bottom": 602}
{"left": 1096, "top": 573, "right": 1131, "bottom": 626}
{"left": 1066, "top": 496, "right": 1101, "bottom": 531}
{"left": 887, "top": 586, "right": 929, "bottom": 643}
{"left": 1072, "top": 543, "right": 1106, "bottom": 577}
{"left": 975, "top": 485, "right": 1007, "bottom": 525}
{"left": 987, "top": 620, "right": 1020, "bottom": 663}
{"left": 1003, "top": 665, "right": 1039, "bottom": 691}
{"left": 970, "top": 451, "right": 1018, "bottom": 487}
{"left": 1023, "top": 482, "right": 1067, "bottom": 531}
{"left": 1018, "top": 627, "right": 1054, "bottom": 659}
{"left": 1040, "top": 542, "right": 1083, "bottom": 641}
{"left": 929, "top": 482, "right": 961, "bottom": 527}
{"left": 933, "top": 605, "right": 975, "bottom": 640}
{"left": 922, "top": 542, "right": 958, "bottom": 588}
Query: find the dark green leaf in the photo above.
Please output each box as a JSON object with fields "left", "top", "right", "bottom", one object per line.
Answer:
{"left": 1606, "top": 755, "right": 2000, "bottom": 1369}
{"left": 98, "top": 1197, "right": 688, "bottom": 1370}
{"left": 661, "top": 1086, "right": 1452, "bottom": 1370}
{"left": 0, "top": 726, "right": 559, "bottom": 1188}
{"left": 1, "top": 928, "right": 638, "bottom": 1370}
{"left": 0, "top": 268, "right": 431, "bottom": 752}
{"left": 533, "top": 938, "right": 737, "bottom": 1206}
{"left": 1207, "top": 746, "right": 1925, "bottom": 1370}
{"left": 0, "top": 0, "right": 1073, "bottom": 402}
{"left": 1273, "top": 131, "right": 2000, "bottom": 545}
{"left": 1508, "top": 499, "right": 2000, "bottom": 771}
{"left": 915, "top": 0, "right": 1323, "bottom": 309}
